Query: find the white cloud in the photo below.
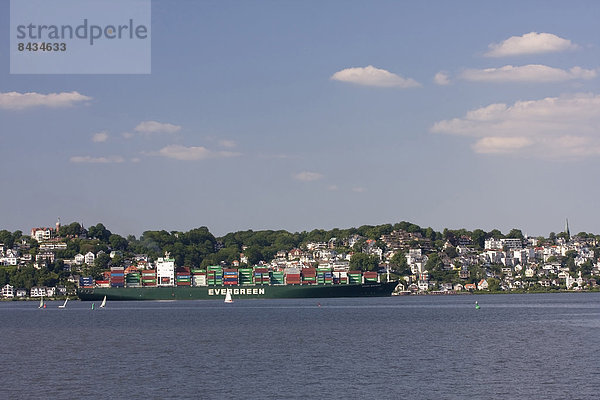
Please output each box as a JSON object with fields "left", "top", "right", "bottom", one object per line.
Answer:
{"left": 472, "top": 137, "right": 534, "bottom": 154}
{"left": 434, "top": 71, "right": 451, "bottom": 85}
{"left": 70, "top": 155, "right": 125, "bottom": 163}
{"left": 461, "top": 65, "right": 596, "bottom": 83}
{"left": 328, "top": 185, "right": 339, "bottom": 191}
{"left": 352, "top": 187, "right": 366, "bottom": 193}
{"left": 156, "top": 144, "right": 240, "bottom": 161}
{"left": 219, "top": 139, "right": 236, "bottom": 148}
{"left": 92, "top": 131, "right": 109, "bottom": 143}
{"left": 431, "top": 93, "right": 600, "bottom": 158}
{"left": 293, "top": 171, "right": 323, "bottom": 182}
{"left": 0, "top": 91, "right": 91, "bottom": 110}
{"left": 331, "top": 65, "right": 420, "bottom": 88}
{"left": 134, "top": 121, "right": 181, "bottom": 134}
{"left": 122, "top": 132, "right": 135, "bottom": 139}
{"left": 484, "top": 32, "right": 579, "bottom": 57}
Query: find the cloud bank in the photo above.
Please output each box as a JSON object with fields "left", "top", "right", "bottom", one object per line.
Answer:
{"left": 156, "top": 144, "right": 240, "bottom": 161}
{"left": 485, "top": 32, "right": 579, "bottom": 57}
{"left": 432, "top": 93, "right": 600, "bottom": 158}
{"left": 70, "top": 155, "right": 125, "bottom": 163}
{"left": 0, "top": 91, "right": 91, "bottom": 110}
{"left": 134, "top": 121, "right": 181, "bottom": 134}
{"left": 331, "top": 65, "right": 420, "bottom": 88}
{"left": 92, "top": 131, "right": 109, "bottom": 143}
{"left": 434, "top": 71, "right": 451, "bottom": 85}
{"left": 461, "top": 65, "right": 596, "bottom": 83}
{"left": 293, "top": 171, "right": 323, "bottom": 182}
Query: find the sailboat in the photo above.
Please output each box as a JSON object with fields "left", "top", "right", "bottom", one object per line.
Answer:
{"left": 224, "top": 290, "right": 233, "bottom": 304}
{"left": 100, "top": 296, "right": 107, "bottom": 308}
{"left": 38, "top": 296, "right": 44, "bottom": 309}
{"left": 58, "top": 298, "right": 68, "bottom": 308}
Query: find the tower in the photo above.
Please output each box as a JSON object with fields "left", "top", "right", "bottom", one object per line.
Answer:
{"left": 565, "top": 218, "right": 570, "bottom": 242}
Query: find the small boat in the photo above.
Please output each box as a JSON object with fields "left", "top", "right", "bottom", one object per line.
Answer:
{"left": 58, "top": 298, "right": 68, "bottom": 308}
{"left": 38, "top": 296, "right": 44, "bottom": 309}
{"left": 224, "top": 290, "right": 233, "bottom": 304}
{"left": 100, "top": 296, "right": 107, "bottom": 308}
{"left": 475, "top": 301, "right": 480, "bottom": 310}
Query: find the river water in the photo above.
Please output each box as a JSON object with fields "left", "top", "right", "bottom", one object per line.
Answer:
{"left": 1, "top": 293, "right": 599, "bottom": 399}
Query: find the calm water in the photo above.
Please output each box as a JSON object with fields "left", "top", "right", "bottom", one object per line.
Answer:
{"left": 1, "top": 293, "right": 599, "bottom": 399}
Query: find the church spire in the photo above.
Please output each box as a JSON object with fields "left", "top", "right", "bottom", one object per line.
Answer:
{"left": 565, "top": 218, "right": 570, "bottom": 241}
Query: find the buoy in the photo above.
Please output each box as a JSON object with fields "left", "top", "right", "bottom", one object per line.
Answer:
{"left": 475, "top": 301, "right": 480, "bottom": 309}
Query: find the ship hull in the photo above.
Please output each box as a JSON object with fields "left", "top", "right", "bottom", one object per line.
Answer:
{"left": 77, "top": 281, "right": 399, "bottom": 301}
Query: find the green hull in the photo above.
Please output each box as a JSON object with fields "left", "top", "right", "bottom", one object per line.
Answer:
{"left": 77, "top": 281, "right": 399, "bottom": 301}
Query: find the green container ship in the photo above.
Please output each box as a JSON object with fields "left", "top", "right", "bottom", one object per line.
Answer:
{"left": 77, "top": 281, "right": 399, "bottom": 301}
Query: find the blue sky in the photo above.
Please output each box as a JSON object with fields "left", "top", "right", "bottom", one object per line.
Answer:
{"left": 2, "top": 0, "right": 600, "bottom": 237}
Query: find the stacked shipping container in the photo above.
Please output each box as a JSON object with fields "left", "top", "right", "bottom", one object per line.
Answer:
{"left": 176, "top": 266, "right": 191, "bottom": 286}
{"left": 141, "top": 269, "right": 157, "bottom": 287}
{"left": 126, "top": 271, "right": 141, "bottom": 288}
{"left": 191, "top": 269, "right": 207, "bottom": 287}
{"left": 110, "top": 267, "right": 125, "bottom": 287}
{"left": 207, "top": 266, "right": 223, "bottom": 286}
{"left": 238, "top": 268, "right": 253, "bottom": 285}
{"left": 223, "top": 269, "right": 238, "bottom": 285}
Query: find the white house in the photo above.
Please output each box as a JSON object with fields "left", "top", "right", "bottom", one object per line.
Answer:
{"left": 30, "top": 227, "right": 54, "bottom": 242}
{"left": 84, "top": 252, "right": 95, "bottom": 265}
{"left": 30, "top": 286, "right": 47, "bottom": 297}
{"left": 1, "top": 284, "right": 14, "bottom": 298}
{"left": 3, "top": 249, "right": 18, "bottom": 266}
{"left": 74, "top": 253, "right": 85, "bottom": 265}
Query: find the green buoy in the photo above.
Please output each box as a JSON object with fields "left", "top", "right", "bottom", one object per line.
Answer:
{"left": 475, "top": 301, "right": 480, "bottom": 309}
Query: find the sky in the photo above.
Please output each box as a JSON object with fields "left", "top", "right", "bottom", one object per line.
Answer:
{"left": 2, "top": 0, "right": 600, "bottom": 238}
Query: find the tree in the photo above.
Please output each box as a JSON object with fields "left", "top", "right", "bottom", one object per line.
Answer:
{"left": 94, "top": 253, "right": 111, "bottom": 269}
{"left": 425, "top": 253, "right": 443, "bottom": 272}
{"left": 88, "top": 223, "right": 111, "bottom": 242}
{"left": 390, "top": 251, "right": 410, "bottom": 275}
{"left": 443, "top": 246, "right": 458, "bottom": 259}
{"left": 59, "top": 222, "right": 84, "bottom": 237}
{"left": 0, "top": 230, "right": 15, "bottom": 248}
{"left": 244, "top": 246, "right": 263, "bottom": 266}
{"left": 349, "top": 253, "right": 379, "bottom": 271}
{"left": 109, "top": 234, "right": 128, "bottom": 251}
{"left": 488, "top": 229, "right": 503, "bottom": 239}
{"left": 506, "top": 229, "right": 524, "bottom": 240}
{"left": 487, "top": 277, "right": 501, "bottom": 291}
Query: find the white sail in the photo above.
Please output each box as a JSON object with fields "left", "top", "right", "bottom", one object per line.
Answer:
{"left": 38, "top": 296, "right": 44, "bottom": 308}
{"left": 224, "top": 290, "right": 233, "bottom": 303}
{"left": 100, "top": 296, "right": 107, "bottom": 308}
{"left": 58, "top": 298, "right": 68, "bottom": 308}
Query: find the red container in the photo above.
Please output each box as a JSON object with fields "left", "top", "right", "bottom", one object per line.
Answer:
{"left": 286, "top": 273, "right": 301, "bottom": 284}
{"left": 301, "top": 268, "right": 316, "bottom": 277}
